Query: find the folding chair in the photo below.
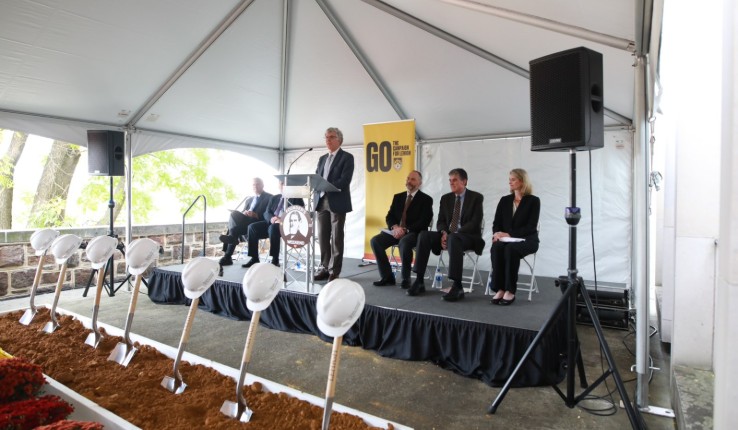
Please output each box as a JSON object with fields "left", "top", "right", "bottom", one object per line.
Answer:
{"left": 484, "top": 223, "right": 540, "bottom": 301}
{"left": 431, "top": 248, "right": 484, "bottom": 293}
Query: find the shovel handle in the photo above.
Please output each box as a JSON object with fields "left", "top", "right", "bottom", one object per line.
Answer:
{"left": 93, "top": 268, "right": 106, "bottom": 307}
{"left": 122, "top": 275, "right": 143, "bottom": 345}
{"left": 29, "top": 252, "right": 47, "bottom": 311}
{"left": 325, "top": 335, "right": 342, "bottom": 400}
{"left": 48, "top": 263, "right": 68, "bottom": 322}
{"left": 322, "top": 335, "right": 343, "bottom": 430}
{"left": 235, "top": 311, "right": 261, "bottom": 403}
{"left": 173, "top": 297, "right": 199, "bottom": 376}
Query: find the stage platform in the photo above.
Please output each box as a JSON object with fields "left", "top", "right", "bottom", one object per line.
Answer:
{"left": 148, "top": 257, "right": 568, "bottom": 388}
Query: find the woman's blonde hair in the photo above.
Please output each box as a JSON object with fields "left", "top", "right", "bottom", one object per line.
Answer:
{"left": 510, "top": 168, "right": 533, "bottom": 196}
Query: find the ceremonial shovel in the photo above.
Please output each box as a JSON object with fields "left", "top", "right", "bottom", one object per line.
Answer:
{"left": 315, "top": 279, "right": 366, "bottom": 430}
{"left": 83, "top": 236, "right": 119, "bottom": 348}
{"left": 221, "top": 263, "right": 283, "bottom": 422}
{"left": 108, "top": 238, "right": 159, "bottom": 366}
{"left": 42, "top": 234, "right": 82, "bottom": 334}
{"left": 20, "top": 229, "right": 59, "bottom": 326}
{"left": 162, "top": 257, "right": 219, "bottom": 394}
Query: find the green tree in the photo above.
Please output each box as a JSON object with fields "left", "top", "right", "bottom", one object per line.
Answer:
{"left": 0, "top": 131, "right": 29, "bottom": 229}
{"left": 27, "top": 140, "right": 81, "bottom": 228}
{"left": 77, "top": 148, "right": 237, "bottom": 225}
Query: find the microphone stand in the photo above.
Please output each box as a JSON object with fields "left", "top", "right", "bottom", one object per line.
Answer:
{"left": 287, "top": 148, "right": 313, "bottom": 174}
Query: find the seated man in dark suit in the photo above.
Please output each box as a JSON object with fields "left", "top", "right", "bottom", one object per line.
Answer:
{"left": 370, "top": 170, "right": 433, "bottom": 288}
{"left": 408, "top": 168, "right": 485, "bottom": 302}
{"left": 242, "top": 183, "right": 305, "bottom": 268}
{"left": 219, "top": 177, "right": 272, "bottom": 266}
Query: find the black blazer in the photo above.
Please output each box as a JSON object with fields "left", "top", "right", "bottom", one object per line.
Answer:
{"left": 241, "top": 192, "right": 273, "bottom": 221}
{"left": 263, "top": 194, "right": 305, "bottom": 224}
{"left": 315, "top": 148, "right": 354, "bottom": 213}
{"left": 384, "top": 190, "right": 434, "bottom": 234}
{"left": 492, "top": 194, "right": 540, "bottom": 242}
{"left": 436, "top": 188, "right": 484, "bottom": 254}
{"left": 437, "top": 189, "right": 484, "bottom": 238}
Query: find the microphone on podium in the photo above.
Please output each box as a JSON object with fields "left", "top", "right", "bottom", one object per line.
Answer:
{"left": 287, "top": 147, "right": 313, "bottom": 174}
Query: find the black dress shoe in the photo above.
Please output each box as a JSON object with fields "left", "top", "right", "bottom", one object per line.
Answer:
{"left": 219, "top": 234, "right": 239, "bottom": 245}
{"left": 373, "top": 277, "right": 396, "bottom": 287}
{"left": 490, "top": 292, "right": 504, "bottom": 305}
{"left": 442, "top": 284, "right": 465, "bottom": 302}
{"left": 241, "top": 259, "right": 258, "bottom": 268}
{"left": 219, "top": 256, "right": 233, "bottom": 266}
{"left": 218, "top": 265, "right": 224, "bottom": 277}
{"left": 400, "top": 279, "right": 411, "bottom": 289}
{"left": 406, "top": 281, "right": 426, "bottom": 296}
{"left": 313, "top": 270, "right": 330, "bottom": 281}
{"left": 498, "top": 296, "right": 516, "bottom": 306}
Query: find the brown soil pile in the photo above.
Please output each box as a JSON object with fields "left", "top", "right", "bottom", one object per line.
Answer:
{"left": 0, "top": 310, "right": 391, "bottom": 430}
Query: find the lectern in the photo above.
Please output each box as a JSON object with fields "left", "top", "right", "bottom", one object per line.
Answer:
{"left": 275, "top": 174, "right": 339, "bottom": 293}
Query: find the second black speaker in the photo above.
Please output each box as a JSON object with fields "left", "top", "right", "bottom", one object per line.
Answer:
{"left": 529, "top": 46, "right": 604, "bottom": 152}
{"left": 87, "top": 130, "right": 125, "bottom": 176}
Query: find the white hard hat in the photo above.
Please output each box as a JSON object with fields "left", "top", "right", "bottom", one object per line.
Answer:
{"left": 316, "top": 279, "right": 365, "bottom": 338}
{"left": 241, "top": 263, "right": 283, "bottom": 312}
{"left": 182, "top": 257, "right": 220, "bottom": 299}
{"left": 126, "top": 238, "right": 159, "bottom": 276}
{"left": 85, "top": 236, "right": 118, "bottom": 270}
{"left": 49, "top": 234, "right": 82, "bottom": 264}
{"left": 30, "top": 228, "right": 59, "bottom": 256}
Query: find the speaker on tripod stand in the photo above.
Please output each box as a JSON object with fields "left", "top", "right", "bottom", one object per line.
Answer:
{"left": 82, "top": 130, "right": 126, "bottom": 297}
{"left": 489, "top": 47, "right": 645, "bottom": 429}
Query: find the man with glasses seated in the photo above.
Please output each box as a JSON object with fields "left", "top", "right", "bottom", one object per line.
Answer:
{"left": 219, "top": 177, "right": 272, "bottom": 266}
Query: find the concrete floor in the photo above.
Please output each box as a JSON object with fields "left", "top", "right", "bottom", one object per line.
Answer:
{"left": 1, "top": 283, "right": 676, "bottom": 430}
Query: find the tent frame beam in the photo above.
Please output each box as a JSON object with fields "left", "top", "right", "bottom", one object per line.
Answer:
{"left": 127, "top": 0, "right": 258, "bottom": 127}
{"left": 362, "top": 0, "right": 631, "bottom": 126}
{"left": 315, "top": 0, "right": 419, "bottom": 140}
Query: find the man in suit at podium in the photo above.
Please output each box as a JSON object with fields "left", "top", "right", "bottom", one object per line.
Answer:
{"left": 407, "top": 168, "right": 485, "bottom": 302}
{"left": 314, "top": 127, "right": 354, "bottom": 282}
{"left": 370, "top": 170, "right": 434, "bottom": 288}
{"left": 219, "top": 177, "right": 272, "bottom": 266}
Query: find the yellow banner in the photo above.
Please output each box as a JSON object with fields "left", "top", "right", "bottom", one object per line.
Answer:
{"left": 363, "top": 119, "right": 416, "bottom": 260}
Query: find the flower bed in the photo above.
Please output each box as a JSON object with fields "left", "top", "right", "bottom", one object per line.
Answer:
{"left": 0, "top": 308, "right": 405, "bottom": 430}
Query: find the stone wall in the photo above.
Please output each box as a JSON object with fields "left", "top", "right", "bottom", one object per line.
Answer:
{"left": 0, "top": 223, "right": 227, "bottom": 299}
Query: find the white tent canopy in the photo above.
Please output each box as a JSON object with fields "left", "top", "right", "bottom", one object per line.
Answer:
{"left": 0, "top": 0, "right": 657, "bottom": 284}
{"left": 0, "top": 0, "right": 641, "bottom": 154}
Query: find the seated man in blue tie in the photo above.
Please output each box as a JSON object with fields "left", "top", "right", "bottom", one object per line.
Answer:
{"left": 241, "top": 182, "right": 305, "bottom": 268}
{"left": 370, "top": 170, "right": 434, "bottom": 288}
{"left": 219, "top": 177, "right": 272, "bottom": 266}
{"left": 407, "top": 168, "right": 485, "bottom": 302}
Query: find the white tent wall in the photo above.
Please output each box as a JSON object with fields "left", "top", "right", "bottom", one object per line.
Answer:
{"left": 416, "top": 130, "right": 633, "bottom": 284}
{"left": 285, "top": 129, "right": 634, "bottom": 285}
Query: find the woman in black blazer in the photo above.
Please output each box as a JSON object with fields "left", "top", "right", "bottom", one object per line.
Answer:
{"left": 489, "top": 168, "right": 540, "bottom": 306}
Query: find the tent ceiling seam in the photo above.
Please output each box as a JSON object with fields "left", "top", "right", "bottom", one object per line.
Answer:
{"left": 442, "top": 0, "right": 636, "bottom": 52}
{"left": 363, "top": 0, "right": 632, "bottom": 126}
{"left": 279, "top": 0, "right": 291, "bottom": 159}
{"left": 127, "top": 0, "right": 257, "bottom": 127}
{"left": 316, "top": 0, "right": 421, "bottom": 141}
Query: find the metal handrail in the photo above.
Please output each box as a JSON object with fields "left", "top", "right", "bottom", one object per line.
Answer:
{"left": 181, "top": 195, "right": 207, "bottom": 264}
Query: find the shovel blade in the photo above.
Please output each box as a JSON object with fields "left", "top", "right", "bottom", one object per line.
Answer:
{"left": 161, "top": 376, "right": 187, "bottom": 395}
{"left": 42, "top": 321, "right": 59, "bottom": 334}
{"left": 84, "top": 331, "right": 101, "bottom": 349}
{"left": 19, "top": 309, "right": 36, "bottom": 326}
{"left": 220, "top": 400, "right": 252, "bottom": 423}
{"left": 108, "top": 342, "right": 137, "bottom": 366}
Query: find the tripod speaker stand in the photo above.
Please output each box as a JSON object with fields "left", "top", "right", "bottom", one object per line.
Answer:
{"left": 488, "top": 150, "right": 645, "bottom": 429}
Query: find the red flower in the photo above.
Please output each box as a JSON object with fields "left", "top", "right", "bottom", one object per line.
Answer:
{"left": 0, "top": 358, "right": 46, "bottom": 404}
{"left": 0, "top": 394, "right": 74, "bottom": 430}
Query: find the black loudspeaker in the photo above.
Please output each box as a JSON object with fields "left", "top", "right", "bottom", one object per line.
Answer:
{"left": 529, "top": 47, "right": 604, "bottom": 152}
{"left": 87, "top": 130, "right": 124, "bottom": 176}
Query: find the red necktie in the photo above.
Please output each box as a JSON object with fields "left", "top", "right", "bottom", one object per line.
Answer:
{"left": 400, "top": 194, "right": 413, "bottom": 228}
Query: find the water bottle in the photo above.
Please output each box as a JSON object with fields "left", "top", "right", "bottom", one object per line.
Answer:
{"left": 434, "top": 267, "right": 443, "bottom": 285}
